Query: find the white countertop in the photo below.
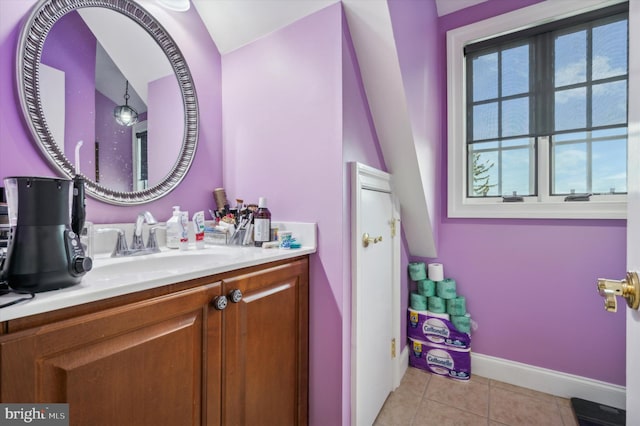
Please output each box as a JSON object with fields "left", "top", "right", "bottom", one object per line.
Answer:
{"left": 0, "top": 222, "right": 316, "bottom": 322}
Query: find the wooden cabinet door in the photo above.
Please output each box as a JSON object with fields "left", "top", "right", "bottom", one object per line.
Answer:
{"left": 221, "top": 259, "right": 309, "bottom": 426}
{"left": 0, "top": 282, "right": 222, "bottom": 426}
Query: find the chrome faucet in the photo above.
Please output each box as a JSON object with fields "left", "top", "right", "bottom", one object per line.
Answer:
{"left": 98, "top": 212, "right": 162, "bottom": 258}
{"left": 96, "top": 228, "right": 129, "bottom": 257}
{"left": 131, "top": 211, "right": 157, "bottom": 251}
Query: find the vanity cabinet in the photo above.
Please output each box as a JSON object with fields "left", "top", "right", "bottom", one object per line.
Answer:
{"left": 0, "top": 258, "right": 309, "bottom": 426}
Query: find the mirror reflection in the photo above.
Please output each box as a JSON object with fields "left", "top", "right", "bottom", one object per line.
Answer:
{"left": 40, "top": 7, "right": 184, "bottom": 192}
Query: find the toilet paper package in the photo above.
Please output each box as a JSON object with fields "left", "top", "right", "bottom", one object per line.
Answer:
{"left": 408, "top": 308, "right": 471, "bottom": 349}
{"left": 409, "top": 338, "right": 471, "bottom": 381}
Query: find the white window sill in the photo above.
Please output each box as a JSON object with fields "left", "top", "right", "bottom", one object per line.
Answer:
{"left": 448, "top": 198, "right": 626, "bottom": 219}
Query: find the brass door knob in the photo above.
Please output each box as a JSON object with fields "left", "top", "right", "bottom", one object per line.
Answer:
{"left": 362, "top": 233, "right": 382, "bottom": 248}
{"left": 597, "top": 272, "right": 640, "bottom": 312}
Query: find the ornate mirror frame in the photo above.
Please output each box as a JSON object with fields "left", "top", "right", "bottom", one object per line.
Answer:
{"left": 17, "top": 0, "right": 198, "bottom": 205}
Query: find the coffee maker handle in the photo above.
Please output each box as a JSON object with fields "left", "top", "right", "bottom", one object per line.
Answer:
{"left": 71, "top": 175, "right": 86, "bottom": 236}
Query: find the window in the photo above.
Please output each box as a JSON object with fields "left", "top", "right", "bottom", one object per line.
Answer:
{"left": 447, "top": 0, "right": 629, "bottom": 219}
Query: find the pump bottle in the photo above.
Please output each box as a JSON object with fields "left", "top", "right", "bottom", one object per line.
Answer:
{"left": 166, "top": 206, "right": 181, "bottom": 249}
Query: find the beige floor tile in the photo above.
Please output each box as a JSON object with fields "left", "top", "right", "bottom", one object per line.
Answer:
{"left": 411, "top": 400, "right": 488, "bottom": 426}
{"left": 489, "top": 387, "right": 564, "bottom": 426}
{"left": 489, "top": 379, "right": 557, "bottom": 404}
{"left": 469, "top": 374, "right": 489, "bottom": 385}
{"left": 424, "top": 374, "right": 490, "bottom": 417}
{"left": 373, "top": 369, "right": 430, "bottom": 426}
{"left": 401, "top": 367, "right": 431, "bottom": 395}
{"left": 378, "top": 369, "right": 579, "bottom": 426}
{"left": 374, "top": 393, "right": 419, "bottom": 426}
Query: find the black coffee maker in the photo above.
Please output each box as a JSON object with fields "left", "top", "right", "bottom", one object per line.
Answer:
{"left": 1, "top": 176, "right": 92, "bottom": 292}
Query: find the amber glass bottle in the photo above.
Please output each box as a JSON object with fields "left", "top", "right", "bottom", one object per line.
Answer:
{"left": 253, "top": 197, "right": 271, "bottom": 247}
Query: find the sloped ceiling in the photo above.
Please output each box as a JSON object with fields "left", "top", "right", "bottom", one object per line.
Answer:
{"left": 192, "top": 0, "right": 486, "bottom": 54}
{"left": 189, "top": 0, "right": 484, "bottom": 257}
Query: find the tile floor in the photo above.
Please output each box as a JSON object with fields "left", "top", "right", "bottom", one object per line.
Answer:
{"left": 374, "top": 367, "right": 579, "bottom": 426}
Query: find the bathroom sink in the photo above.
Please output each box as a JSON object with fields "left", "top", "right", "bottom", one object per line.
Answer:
{"left": 87, "top": 247, "right": 245, "bottom": 283}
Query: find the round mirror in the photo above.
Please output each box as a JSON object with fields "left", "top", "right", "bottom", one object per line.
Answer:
{"left": 17, "top": 0, "right": 198, "bottom": 205}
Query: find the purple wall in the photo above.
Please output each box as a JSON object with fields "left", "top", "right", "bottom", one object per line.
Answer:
{"left": 341, "top": 12, "right": 414, "bottom": 426}
{"left": 223, "top": 6, "right": 408, "bottom": 424}
{"left": 222, "top": 6, "right": 345, "bottom": 425}
{"left": 148, "top": 74, "right": 183, "bottom": 185}
{"left": 95, "top": 90, "right": 133, "bottom": 192}
{"left": 0, "top": 0, "right": 222, "bottom": 222}
{"left": 40, "top": 10, "right": 96, "bottom": 174}
{"left": 391, "top": 0, "right": 627, "bottom": 386}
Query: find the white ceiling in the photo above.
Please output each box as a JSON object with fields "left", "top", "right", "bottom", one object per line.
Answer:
{"left": 190, "top": 0, "right": 487, "bottom": 54}
{"left": 191, "top": 0, "right": 338, "bottom": 54}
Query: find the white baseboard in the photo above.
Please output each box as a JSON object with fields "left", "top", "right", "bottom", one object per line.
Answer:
{"left": 394, "top": 346, "right": 410, "bottom": 390}
{"left": 471, "top": 353, "right": 626, "bottom": 410}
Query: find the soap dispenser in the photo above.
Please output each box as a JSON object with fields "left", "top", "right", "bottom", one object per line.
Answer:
{"left": 166, "top": 206, "right": 181, "bottom": 249}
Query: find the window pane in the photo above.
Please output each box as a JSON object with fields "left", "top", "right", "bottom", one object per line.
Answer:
{"left": 554, "top": 131, "right": 587, "bottom": 143}
{"left": 502, "top": 97, "right": 529, "bottom": 137}
{"left": 473, "top": 102, "right": 498, "bottom": 140}
{"left": 592, "top": 127, "right": 627, "bottom": 140}
{"left": 592, "top": 81, "right": 627, "bottom": 127}
{"left": 473, "top": 53, "right": 498, "bottom": 101}
{"left": 502, "top": 146, "right": 534, "bottom": 196}
{"left": 555, "top": 30, "right": 586, "bottom": 87}
{"left": 502, "top": 138, "right": 531, "bottom": 148}
{"left": 555, "top": 87, "right": 586, "bottom": 131}
{"left": 552, "top": 141, "right": 587, "bottom": 194}
{"left": 592, "top": 19, "right": 627, "bottom": 80}
{"left": 592, "top": 137, "right": 627, "bottom": 194}
{"left": 502, "top": 44, "right": 529, "bottom": 96}
{"left": 468, "top": 145, "right": 499, "bottom": 197}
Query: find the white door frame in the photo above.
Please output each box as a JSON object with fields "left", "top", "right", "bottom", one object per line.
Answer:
{"left": 350, "top": 162, "right": 402, "bottom": 425}
{"left": 626, "top": 0, "right": 640, "bottom": 422}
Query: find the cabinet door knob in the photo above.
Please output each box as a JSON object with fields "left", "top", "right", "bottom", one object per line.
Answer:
{"left": 212, "top": 295, "right": 228, "bottom": 311}
{"left": 228, "top": 289, "right": 243, "bottom": 303}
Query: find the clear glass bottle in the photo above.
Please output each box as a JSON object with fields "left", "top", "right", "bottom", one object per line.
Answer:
{"left": 253, "top": 197, "right": 271, "bottom": 247}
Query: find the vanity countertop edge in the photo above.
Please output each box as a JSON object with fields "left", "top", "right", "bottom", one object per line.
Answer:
{"left": 0, "top": 221, "right": 316, "bottom": 323}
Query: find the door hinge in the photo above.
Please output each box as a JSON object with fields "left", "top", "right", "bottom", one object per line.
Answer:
{"left": 391, "top": 338, "right": 396, "bottom": 358}
{"left": 389, "top": 218, "right": 398, "bottom": 238}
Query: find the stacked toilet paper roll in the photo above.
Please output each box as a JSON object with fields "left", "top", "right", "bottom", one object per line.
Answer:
{"left": 427, "top": 296, "right": 446, "bottom": 313}
{"left": 427, "top": 263, "right": 444, "bottom": 281}
{"left": 451, "top": 314, "right": 471, "bottom": 334}
{"left": 407, "top": 261, "right": 474, "bottom": 336}
{"left": 410, "top": 292, "right": 428, "bottom": 311}
{"left": 446, "top": 296, "right": 466, "bottom": 316}
{"left": 436, "top": 278, "right": 457, "bottom": 299}
{"left": 417, "top": 279, "right": 435, "bottom": 297}
{"left": 409, "top": 262, "right": 427, "bottom": 281}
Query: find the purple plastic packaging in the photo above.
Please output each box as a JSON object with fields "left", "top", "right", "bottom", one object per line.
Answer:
{"left": 407, "top": 308, "right": 471, "bottom": 349}
{"left": 409, "top": 338, "right": 471, "bottom": 381}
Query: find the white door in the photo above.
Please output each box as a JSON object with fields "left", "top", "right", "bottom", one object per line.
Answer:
{"left": 358, "top": 188, "right": 393, "bottom": 425}
{"left": 626, "top": 1, "right": 640, "bottom": 422}
{"left": 351, "top": 163, "right": 401, "bottom": 426}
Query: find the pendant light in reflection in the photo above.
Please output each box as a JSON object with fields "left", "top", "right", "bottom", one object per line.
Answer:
{"left": 113, "top": 80, "right": 138, "bottom": 127}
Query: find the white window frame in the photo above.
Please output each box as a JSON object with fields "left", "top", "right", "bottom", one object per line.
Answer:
{"left": 447, "top": 0, "right": 629, "bottom": 219}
